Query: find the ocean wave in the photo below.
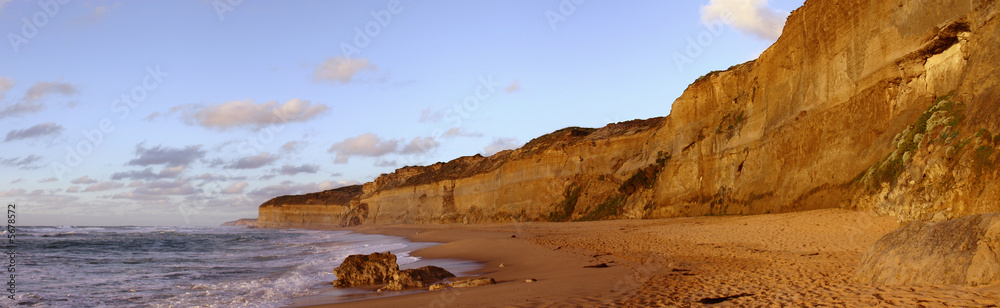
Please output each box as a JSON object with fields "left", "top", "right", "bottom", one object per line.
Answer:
{"left": 18, "top": 227, "right": 428, "bottom": 308}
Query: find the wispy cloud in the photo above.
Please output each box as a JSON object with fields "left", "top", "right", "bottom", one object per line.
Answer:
{"left": 505, "top": 80, "right": 520, "bottom": 93}
{"left": 0, "top": 155, "right": 43, "bottom": 170}
{"left": 328, "top": 133, "right": 401, "bottom": 164}
{"left": 481, "top": 137, "right": 522, "bottom": 156}
{"left": 401, "top": 137, "right": 439, "bottom": 154}
{"left": 281, "top": 141, "right": 305, "bottom": 153}
{"left": 443, "top": 127, "right": 483, "bottom": 138}
{"left": 225, "top": 153, "right": 279, "bottom": 169}
{"left": 111, "top": 166, "right": 185, "bottom": 181}
{"left": 127, "top": 143, "right": 206, "bottom": 167}
{"left": 0, "top": 77, "right": 14, "bottom": 100}
{"left": 70, "top": 176, "right": 98, "bottom": 185}
{"left": 313, "top": 56, "right": 374, "bottom": 84}
{"left": 25, "top": 81, "right": 78, "bottom": 103}
{"left": 419, "top": 108, "right": 445, "bottom": 123}
{"left": 73, "top": 4, "right": 116, "bottom": 25}
{"left": 328, "top": 133, "right": 442, "bottom": 164}
{"left": 275, "top": 164, "right": 319, "bottom": 176}
{"left": 117, "top": 179, "right": 197, "bottom": 196}
{"left": 174, "top": 99, "right": 328, "bottom": 130}
{"left": 222, "top": 181, "right": 248, "bottom": 194}
{"left": 4, "top": 122, "right": 64, "bottom": 142}
{"left": 0, "top": 81, "right": 78, "bottom": 119}
{"left": 83, "top": 181, "right": 124, "bottom": 192}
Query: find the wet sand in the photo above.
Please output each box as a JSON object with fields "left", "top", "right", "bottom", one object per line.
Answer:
{"left": 294, "top": 209, "right": 1000, "bottom": 307}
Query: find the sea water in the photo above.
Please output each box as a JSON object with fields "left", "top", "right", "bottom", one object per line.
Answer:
{"left": 8, "top": 226, "right": 456, "bottom": 307}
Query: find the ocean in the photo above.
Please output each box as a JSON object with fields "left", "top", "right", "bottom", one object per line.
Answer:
{"left": 7, "top": 226, "right": 473, "bottom": 307}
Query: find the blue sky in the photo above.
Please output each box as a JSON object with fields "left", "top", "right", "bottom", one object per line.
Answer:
{"left": 0, "top": 0, "right": 804, "bottom": 226}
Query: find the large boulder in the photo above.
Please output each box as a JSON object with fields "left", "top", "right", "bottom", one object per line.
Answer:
{"left": 379, "top": 266, "right": 455, "bottom": 291}
{"left": 333, "top": 252, "right": 399, "bottom": 288}
{"left": 855, "top": 213, "right": 1000, "bottom": 286}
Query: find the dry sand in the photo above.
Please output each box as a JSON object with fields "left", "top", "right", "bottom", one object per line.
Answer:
{"left": 295, "top": 209, "right": 1000, "bottom": 307}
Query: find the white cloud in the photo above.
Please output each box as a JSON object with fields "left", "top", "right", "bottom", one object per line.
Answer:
{"left": 328, "top": 133, "right": 401, "bottom": 164}
{"left": 701, "top": 0, "right": 789, "bottom": 41}
{"left": 481, "top": 137, "right": 522, "bottom": 156}
{"left": 313, "top": 56, "right": 374, "bottom": 84}
{"left": 222, "top": 182, "right": 248, "bottom": 194}
{"left": 178, "top": 99, "right": 328, "bottom": 130}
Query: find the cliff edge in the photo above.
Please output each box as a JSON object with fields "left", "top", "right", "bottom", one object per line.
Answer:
{"left": 259, "top": 0, "right": 1000, "bottom": 227}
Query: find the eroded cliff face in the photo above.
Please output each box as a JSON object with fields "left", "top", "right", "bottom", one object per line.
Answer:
{"left": 258, "top": 0, "right": 1000, "bottom": 228}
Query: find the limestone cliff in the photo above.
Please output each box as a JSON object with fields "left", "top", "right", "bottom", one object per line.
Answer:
{"left": 259, "top": 0, "right": 1000, "bottom": 227}
{"left": 220, "top": 218, "right": 257, "bottom": 227}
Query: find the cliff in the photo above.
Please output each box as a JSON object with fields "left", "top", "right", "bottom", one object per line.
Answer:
{"left": 259, "top": 0, "right": 1000, "bottom": 227}
{"left": 220, "top": 218, "right": 258, "bottom": 227}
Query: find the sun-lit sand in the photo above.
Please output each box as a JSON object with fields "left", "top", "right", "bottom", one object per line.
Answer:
{"left": 297, "top": 209, "right": 1000, "bottom": 307}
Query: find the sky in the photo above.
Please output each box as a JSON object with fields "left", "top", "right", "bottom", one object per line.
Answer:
{"left": 0, "top": 0, "right": 804, "bottom": 226}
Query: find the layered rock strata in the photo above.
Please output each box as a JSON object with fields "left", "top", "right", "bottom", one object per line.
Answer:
{"left": 260, "top": 0, "right": 1000, "bottom": 227}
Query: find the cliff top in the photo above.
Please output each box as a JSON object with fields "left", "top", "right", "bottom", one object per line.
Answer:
{"left": 259, "top": 185, "right": 363, "bottom": 207}
{"left": 372, "top": 117, "right": 666, "bottom": 190}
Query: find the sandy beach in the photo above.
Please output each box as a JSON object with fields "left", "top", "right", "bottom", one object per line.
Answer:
{"left": 290, "top": 209, "right": 1000, "bottom": 307}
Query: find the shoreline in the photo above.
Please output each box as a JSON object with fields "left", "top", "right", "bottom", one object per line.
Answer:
{"left": 286, "top": 209, "right": 1000, "bottom": 307}
{"left": 288, "top": 222, "right": 634, "bottom": 307}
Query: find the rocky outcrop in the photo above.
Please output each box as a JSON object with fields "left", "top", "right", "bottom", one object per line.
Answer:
{"left": 333, "top": 252, "right": 399, "bottom": 288}
{"left": 428, "top": 277, "right": 496, "bottom": 291}
{"left": 259, "top": 0, "right": 1000, "bottom": 227}
{"left": 855, "top": 213, "right": 1000, "bottom": 286}
{"left": 258, "top": 185, "right": 365, "bottom": 228}
{"left": 379, "top": 266, "right": 456, "bottom": 292}
{"left": 220, "top": 218, "right": 257, "bottom": 227}
{"left": 333, "top": 252, "right": 456, "bottom": 291}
